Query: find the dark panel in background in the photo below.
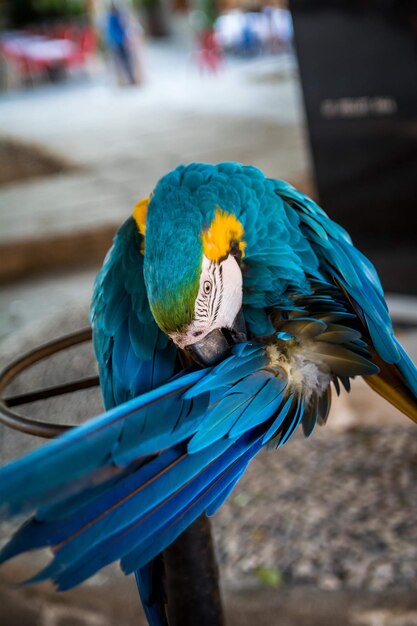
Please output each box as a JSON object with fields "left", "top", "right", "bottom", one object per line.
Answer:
{"left": 290, "top": 1, "right": 417, "bottom": 294}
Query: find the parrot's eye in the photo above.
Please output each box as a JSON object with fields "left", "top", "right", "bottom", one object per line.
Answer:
{"left": 173, "top": 253, "right": 243, "bottom": 351}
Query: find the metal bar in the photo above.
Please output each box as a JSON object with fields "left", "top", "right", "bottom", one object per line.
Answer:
{"left": 164, "top": 514, "right": 225, "bottom": 626}
{"left": 0, "top": 328, "right": 94, "bottom": 438}
{"left": 0, "top": 404, "right": 72, "bottom": 438}
{"left": 5, "top": 376, "right": 100, "bottom": 407}
{"left": 0, "top": 328, "right": 92, "bottom": 396}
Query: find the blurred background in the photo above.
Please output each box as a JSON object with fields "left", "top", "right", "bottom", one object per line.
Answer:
{"left": 0, "top": 1, "right": 416, "bottom": 625}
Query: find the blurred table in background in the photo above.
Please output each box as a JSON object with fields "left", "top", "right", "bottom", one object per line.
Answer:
{"left": 0, "top": 27, "right": 96, "bottom": 88}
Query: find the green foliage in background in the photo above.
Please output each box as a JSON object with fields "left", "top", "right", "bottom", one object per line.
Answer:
{"left": 255, "top": 566, "right": 283, "bottom": 589}
{"left": 198, "top": 0, "right": 218, "bottom": 28}
{"left": 33, "top": 0, "right": 84, "bottom": 17}
{"left": 7, "top": 0, "right": 85, "bottom": 26}
{"left": 133, "top": 0, "right": 161, "bottom": 11}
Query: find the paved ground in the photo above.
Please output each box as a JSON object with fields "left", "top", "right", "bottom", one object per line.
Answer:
{"left": 0, "top": 46, "right": 310, "bottom": 283}
{"left": 0, "top": 45, "right": 306, "bottom": 270}
{"left": 1, "top": 570, "right": 417, "bottom": 626}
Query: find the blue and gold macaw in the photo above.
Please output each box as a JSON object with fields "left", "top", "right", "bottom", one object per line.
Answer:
{"left": 0, "top": 162, "right": 416, "bottom": 625}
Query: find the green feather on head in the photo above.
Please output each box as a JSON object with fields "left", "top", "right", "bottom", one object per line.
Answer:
{"left": 143, "top": 178, "right": 204, "bottom": 335}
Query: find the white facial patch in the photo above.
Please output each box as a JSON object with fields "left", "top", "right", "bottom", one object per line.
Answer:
{"left": 171, "top": 254, "right": 243, "bottom": 349}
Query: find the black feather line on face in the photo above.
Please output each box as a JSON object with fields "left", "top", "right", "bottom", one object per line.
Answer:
{"left": 213, "top": 265, "right": 224, "bottom": 322}
{"left": 229, "top": 240, "right": 243, "bottom": 264}
{"left": 195, "top": 262, "right": 225, "bottom": 326}
{"left": 209, "top": 281, "right": 217, "bottom": 319}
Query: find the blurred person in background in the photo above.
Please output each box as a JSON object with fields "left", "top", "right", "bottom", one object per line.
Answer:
{"left": 195, "top": 27, "right": 222, "bottom": 73}
{"left": 105, "top": 1, "right": 143, "bottom": 85}
{"left": 191, "top": 0, "right": 223, "bottom": 74}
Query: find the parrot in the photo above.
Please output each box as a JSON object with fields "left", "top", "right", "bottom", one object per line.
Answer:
{"left": 0, "top": 162, "right": 416, "bottom": 626}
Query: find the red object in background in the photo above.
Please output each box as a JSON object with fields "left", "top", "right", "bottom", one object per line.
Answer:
{"left": 0, "top": 26, "right": 96, "bottom": 82}
{"left": 195, "top": 29, "right": 223, "bottom": 73}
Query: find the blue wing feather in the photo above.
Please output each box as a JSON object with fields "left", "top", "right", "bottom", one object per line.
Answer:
{"left": 90, "top": 217, "right": 181, "bottom": 626}
{"left": 273, "top": 179, "right": 417, "bottom": 396}
{"left": 91, "top": 217, "right": 178, "bottom": 411}
{"left": 0, "top": 343, "right": 293, "bottom": 586}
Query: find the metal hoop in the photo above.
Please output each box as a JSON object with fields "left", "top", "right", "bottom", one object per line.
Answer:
{"left": 0, "top": 328, "right": 99, "bottom": 439}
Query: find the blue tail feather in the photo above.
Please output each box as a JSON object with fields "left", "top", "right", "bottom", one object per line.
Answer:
{"left": 27, "top": 432, "right": 263, "bottom": 590}
{"left": 0, "top": 368, "right": 208, "bottom": 517}
{"left": 135, "top": 562, "right": 168, "bottom": 626}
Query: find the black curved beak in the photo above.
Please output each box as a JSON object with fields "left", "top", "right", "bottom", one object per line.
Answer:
{"left": 185, "top": 310, "right": 247, "bottom": 367}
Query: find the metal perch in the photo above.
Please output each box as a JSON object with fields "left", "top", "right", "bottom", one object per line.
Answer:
{"left": 0, "top": 329, "right": 225, "bottom": 626}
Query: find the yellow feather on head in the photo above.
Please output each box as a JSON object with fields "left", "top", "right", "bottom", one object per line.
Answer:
{"left": 132, "top": 196, "right": 149, "bottom": 253}
{"left": 133, "top": 197, "right": 149, "bottom": 236}
{"left": 202, "top": 208, "right": 245, "bottom": 262}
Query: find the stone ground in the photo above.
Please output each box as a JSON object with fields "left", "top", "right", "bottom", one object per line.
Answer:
{"left": 0, "top": 38, "right": 416, "bottom": 626}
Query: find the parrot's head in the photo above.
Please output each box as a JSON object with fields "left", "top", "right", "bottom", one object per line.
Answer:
{"left": 135, "top": 171, "right": 247, "bottom": 366}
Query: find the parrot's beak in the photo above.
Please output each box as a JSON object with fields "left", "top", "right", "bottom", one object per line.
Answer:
{"left": 185, "top": 310, "right": 247, "bottom": 367}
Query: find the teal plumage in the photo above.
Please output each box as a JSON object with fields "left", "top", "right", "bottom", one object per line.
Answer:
{"left": 146, "top": 163, "right": 316, "bottom": 337}
{"left": 0, "top": 162, "right": 416, "bottom": 626}
{"left": 92, "top": 217, "right": 178, "bottom": 407}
